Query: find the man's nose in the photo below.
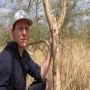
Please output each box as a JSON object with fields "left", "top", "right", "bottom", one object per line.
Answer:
{"left": 22, "top": 29, "right": 27, "bottom": 34}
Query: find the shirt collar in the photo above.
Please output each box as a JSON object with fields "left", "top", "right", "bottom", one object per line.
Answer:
{"left": 7, "top": 41, "right": 18, "bottom": 49}
{"left": 7, "top": 41, "right": 26, "bottom": 58}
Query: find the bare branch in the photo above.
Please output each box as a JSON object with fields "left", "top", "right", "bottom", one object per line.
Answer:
{"left": 27, "top": 0, "right": 34, "bottom": 14}
{"left": 27, "top": 39, "right": 50, "bottom": 47}
{"left": 27, "top": 0, "right": 31, "bottom": 13}
{"left": 57, "top": 0, "right": 68, "bottom": 31}
{"left": 43, "top": 0, "right": 57, "bottom": 30}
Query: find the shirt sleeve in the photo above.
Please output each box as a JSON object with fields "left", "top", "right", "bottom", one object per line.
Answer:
{"left": 0, "top": 50, "right": 12, "bottom": 90}
{"left": 25, "top": 51, "right": 41, "bottom": 81}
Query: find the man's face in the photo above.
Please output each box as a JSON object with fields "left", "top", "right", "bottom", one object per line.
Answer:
{"left": 12, "top": 19, "right": 30, "bottom": 48}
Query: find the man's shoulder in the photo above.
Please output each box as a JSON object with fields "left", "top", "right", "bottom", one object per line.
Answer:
{"left": 0, "top": 48, "right": 13, "bottom": 76}
{"left": 0, "top": 48, "right": 13, "bottom": 62}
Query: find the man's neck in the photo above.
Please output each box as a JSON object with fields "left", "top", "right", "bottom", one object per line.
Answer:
{"left": 18, "top": 47, "right": 24, "bottom": 57}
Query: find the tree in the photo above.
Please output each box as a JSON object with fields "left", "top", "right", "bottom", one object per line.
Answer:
{"left": 43, "top": 0, "right": 68, "bottom": 90}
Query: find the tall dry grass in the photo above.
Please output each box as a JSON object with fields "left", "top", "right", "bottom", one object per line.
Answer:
{"left": 0, "top": 38, "right": 90, "bottom": 90}
{"left": 26, "top": 38, "right": 90, "bottom": 90}
{"left": 59, "top": 38, "right": 90, "bottom": 90}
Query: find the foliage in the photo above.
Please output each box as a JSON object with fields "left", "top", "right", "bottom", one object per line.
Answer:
{"left": 0, "top": 30, "right": 12, "bottom": 47}
{"left": 0, "top": 0, "right": 90, "bottom": 47}
{"left": 47, "top": 0, "right": 90, "bottom": 42}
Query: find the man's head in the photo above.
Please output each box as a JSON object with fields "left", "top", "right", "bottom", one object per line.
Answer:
{"left": 11, "top": 10, "right": 33, "bottom": 48}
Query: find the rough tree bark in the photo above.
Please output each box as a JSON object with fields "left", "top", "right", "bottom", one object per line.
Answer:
{"left": 43, "top": 0, "right": 68, "bottom": 90}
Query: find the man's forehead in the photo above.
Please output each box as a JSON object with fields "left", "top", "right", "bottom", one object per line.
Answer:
{"left": 14, "top": 19, "right": 30, "bottom": 27}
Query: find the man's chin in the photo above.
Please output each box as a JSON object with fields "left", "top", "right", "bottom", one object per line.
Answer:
{"left": 20, "top": 43, "right": 27, "bottom": 48}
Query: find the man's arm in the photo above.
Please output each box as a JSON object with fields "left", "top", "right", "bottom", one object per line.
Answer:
{"left": 41, "top": 29, "right": 53, "bottom": 80}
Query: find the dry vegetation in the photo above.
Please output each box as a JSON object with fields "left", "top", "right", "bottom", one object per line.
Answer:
{"left": 26, "top": 38, "right": 90, "bottom": 90}
{"left": 0, "top": 38, "right": 90, "bottom": 90}
{"left": 59, "top": 39, "right": 90, "bottom": 90}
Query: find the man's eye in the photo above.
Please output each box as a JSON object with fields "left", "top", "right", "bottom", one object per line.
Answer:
{"left": 25, "top": 27, "right": 28, "bottom": 29}
{"left": 25, "top": 28, "right": 29, "bottom": 31}
{"left": 19, "top": 27, "right": 23, "bottom": 30}
{"left": 18, "top": 27, "right": 29, "bottom": 31}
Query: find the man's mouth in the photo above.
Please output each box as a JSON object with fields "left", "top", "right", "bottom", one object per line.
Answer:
{"left": 21, "top": 39, "right": 27, "bottom": 42}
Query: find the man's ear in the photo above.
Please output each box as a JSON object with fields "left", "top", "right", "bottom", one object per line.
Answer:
{"left": 11, "top": 28, "right": 15, "bottom": 37}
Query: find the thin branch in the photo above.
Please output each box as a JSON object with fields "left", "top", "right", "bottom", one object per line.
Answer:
{"left": 27, "top": 39, "right": 50, "bottom": 47}
{"left": 27, "top": 0, "right": 34, "bottom": 15}
{"left": 27, "top": 0, "right": 31, "bottom": 13}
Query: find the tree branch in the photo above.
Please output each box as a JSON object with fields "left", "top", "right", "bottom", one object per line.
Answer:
{"left": 27, "top": 39, "right": 50, "bottom": 47}
{"left": 57, "top": 0, "right": 68, "bottom": 31}
{"left": 43, "top": 0, "right": 57, "bottom": 30}
{"left": 27, "top": 0, "right": 34, "bottom": 14}
{"left": 27, "top": 0, "right": 31, "bottom": 12}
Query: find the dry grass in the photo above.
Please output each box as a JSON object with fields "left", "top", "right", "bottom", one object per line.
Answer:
{"left": 26, "top": 39, "right": 90, "bottom": 90}
{"left": 59, "top": 39, "right": 90, "bottom": 90}
{"left": 0, "top": 39, "right": 90, "bottom": 90}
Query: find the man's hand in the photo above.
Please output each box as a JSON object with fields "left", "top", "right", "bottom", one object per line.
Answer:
{"left": 41, "top": 29, "right": 53, "bottom": 79}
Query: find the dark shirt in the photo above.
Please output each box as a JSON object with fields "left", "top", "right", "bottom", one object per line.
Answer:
{"left": 0, "top": 42, "right": 41, "bottom": 90}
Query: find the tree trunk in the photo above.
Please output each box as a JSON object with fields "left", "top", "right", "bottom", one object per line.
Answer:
{"left": 43, "top": 0, "right": 68, "bottom": 90}
{"left": 53, "top": 45, "right": 61, "bottom": 90}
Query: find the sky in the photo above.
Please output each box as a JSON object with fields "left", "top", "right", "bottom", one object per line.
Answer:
{"left": 0, "top": 0, "right": 9, "bottom": 14}
{"left": 0, "top": 0, "right": 4, "bottom": 5}
{"left": 0, "top": 0, "right": 89, "bottom": 24}
{"left": 0, "top": 0, "right": 89, "bottom": 14}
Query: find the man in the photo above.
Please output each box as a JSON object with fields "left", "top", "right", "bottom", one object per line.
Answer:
{"left": 0, "top": 10, "right": 53, "bottom": 90}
